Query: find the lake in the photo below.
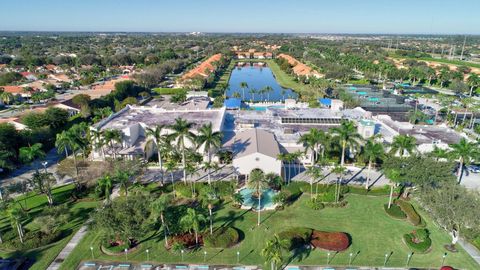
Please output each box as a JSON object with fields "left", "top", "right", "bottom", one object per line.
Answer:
{"left": 226, "top": 62, "right": 297, "bottom": 102}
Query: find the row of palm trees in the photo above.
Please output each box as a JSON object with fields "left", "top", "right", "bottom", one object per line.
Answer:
{"left": 233, "top": 82, "right": 276, "bottom": 102}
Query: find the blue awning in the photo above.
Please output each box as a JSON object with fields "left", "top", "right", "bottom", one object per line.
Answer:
{"left": 224, "top": 98, "right": 241, "bottom": 109}
{"left": 319, "top": 98, "right": 332, "bottom": 106}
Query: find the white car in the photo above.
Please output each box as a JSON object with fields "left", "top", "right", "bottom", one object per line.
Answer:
{"left": 468, "top": 165, "right": 480, "bottom": 173}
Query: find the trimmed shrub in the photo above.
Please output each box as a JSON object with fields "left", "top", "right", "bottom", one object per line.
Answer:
{"left": 403, "top": 229, "right": 432, "bottom": 253}
{"left": 306, "top": 198, "right": 324, "bottom": 210}
{"left": 347, "top": 185, "right": 391, "bottom": 196}
{"left": 152, "top": 88, "right": 186, "bottom": 95}
{"left": 203, "top": 227, "right": 240, "bottom": 248}
{"left": 278, "top": 227, "right": 313, "bottom": 250}
{"left": 316, "top": 190, "right": 336, "bottom": 203}
{"left": 311, "top": 230, "right": 350, "bottom": 251}
{"left": 384, "top": 204, "right": 407, "bottom": 219}
{"left": 214, "top": 181, "right": 235, "bottom": 198}
{"left": 397, "top": 200, "right": 422, "bottom": 226}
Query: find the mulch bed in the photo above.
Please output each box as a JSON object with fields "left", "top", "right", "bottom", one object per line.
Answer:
{"left": 310, "top": 230, "right": 350, "bottom": 251}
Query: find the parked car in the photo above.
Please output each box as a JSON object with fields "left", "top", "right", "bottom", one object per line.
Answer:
{"left": 468, "top": 165, "right": 480, "bottom": 173}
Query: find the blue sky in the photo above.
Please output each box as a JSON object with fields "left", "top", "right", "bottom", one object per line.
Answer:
{"left": 1, "top": 0, "right": 479, "bottom": 34}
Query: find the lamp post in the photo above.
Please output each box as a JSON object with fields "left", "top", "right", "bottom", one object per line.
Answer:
{"left": 203, "top": 251, "right": 207, "bottom": 262}
{"left": 327, "top": 252, "right": 331, "bottom": 265}
{"left": 384, "top": 253, "right": 389, "bottom": 267}
{"left": 442, "top": 253, "right": 447, "bottom": 266}
{"left": 42, "top": 161, "right": 48, "bottom": 173}
{"left": 236, "top": 251, "right": 240, "bottom": 264}
{"left": 406, "top": 252, "right": 412, "bottom": 268}
{"left": 181, "top": 249, "right": 185, "bottom": 261}
{"left": 90, "top": 246, "right": 94, "bottom": 259}
{"left": 349, "top": 252, "right": 353, "bottom": 265}
{"left": 124, "top": 248, "right": 128, "bottom": 261}
{"left": 146, "top": 249, "right": 149, "bottom": 261}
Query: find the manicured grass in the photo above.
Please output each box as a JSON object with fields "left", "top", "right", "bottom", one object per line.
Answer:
{"left": 0, "top": 184, "right": 99, "bottom": 270}
{"left": 59, "top": 194, "right": 478, "bottom": 269}
{"left": 390, "top": 55, "right": 480, "bottom": 69}
{"left": 152, "top": 88, "right": 187, "bottom": 95}
{"left": 264, "top": 59, "right": 310, "bottom": 96}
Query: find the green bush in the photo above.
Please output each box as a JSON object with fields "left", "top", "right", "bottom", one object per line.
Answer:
{"left": 152, "top": 88, "right": 187, "bottom": 95}
{"left": 283, "top": 182, "right": 310, "bottom": 195}
{"left": 278, "top": 227, "right": 313, "bottom": 250}
{"left": 203, "top": 227, "right": 240, "bottom": 248}
{"left": 306, "top": 198, "right": 324, "bottom": 210}
{"left": 175, "top": 183, "right": 194, "bottom": 198}
{"left": 1, "top": 230, "right": 62, "bottom": 250}
{"left": 214, "top": 181, "right": 235, "bottom": 198}
{"left": 316, "top": 190, "right": 336, "bottom": 203}
{"left": 102, "top": 240, "right": 130, "bottom": 254}
{"left": 404, "top": 229, "right": 432, "bottom": 253}
{"left": 347, "top": 185, "right": 391, "bottom": 196}
{"left": 384, "top": 204, "right": 407, "bottom": 219}
{"left": 397, "top": 200, "right": 422, "bottom": 226}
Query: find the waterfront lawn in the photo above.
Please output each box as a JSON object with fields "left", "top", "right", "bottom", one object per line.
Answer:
{"left": 265, "top": 59, "right": 311, "bottom": 96}
{"left": 0, "top": 184, "right": 99, "bottom": 270}
{"left": 59, "top": 194, "right": 478, "bottom": 269}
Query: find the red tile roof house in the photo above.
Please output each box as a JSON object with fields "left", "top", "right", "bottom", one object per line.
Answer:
{"left": 178, "top": 54, "right": 222, "bottom": 87}
{"left": 277, "top": 53, "right": 323, "bottom": 79}
{"left": 0, "top": 85, "right": 33, "bottom": 98}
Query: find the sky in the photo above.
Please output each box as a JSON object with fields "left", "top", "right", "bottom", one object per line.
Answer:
{"left": 1, "top": 0, "right": 479, "bottom": 34}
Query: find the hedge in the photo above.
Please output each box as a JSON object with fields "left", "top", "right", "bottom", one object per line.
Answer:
{"left": 403, "top": 229, "right": 432, "bottom": 253}
{"left": 397, "top": 200, "right": 422, "bottom": 226}
{"left": 347, "top": 185, "right": 391, "bottom": 196}
{"left": 384, "top": 204, "right": 407, "bottom": 219}
{"left": 311, "top": 230, "right": 350, "bottom": 251}
{"left": 152, "top": 88, "right": 186, "bottom": 95}
{"left": 1, "top": 230, "right": 63, "bottom": 251}
{"left": 278, "top": 227, "right": 313, "bottom": 250}
{"left": 203, "top": 227, "right": 240, "bottom": 248}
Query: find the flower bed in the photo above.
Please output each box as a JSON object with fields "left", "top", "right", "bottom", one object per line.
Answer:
{"left": 384, "top": 204, "right": 407, "bottom": 219}
{"left": 203, "top": 227, "right": 240, "bottom": 248}
{"left": 171, "top": 233, "right": 202, "bottom": 249}
{"left": 403, "top": 229, "right": 432, "bottom": 253}
{"left": 396, "top": 200, "right": 422, "bottom": 226}
{"left": 278, "top": 227, "right": 313, "bottom": 250}
{"left": 310, "top": 230, "right": 350, "bottom": 251}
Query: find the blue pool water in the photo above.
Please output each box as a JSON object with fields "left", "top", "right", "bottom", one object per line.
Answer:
{"left": 238, "top": 188, "right": 277, "bottom": 210}
{"left": 250, "top": 105, "right": 285, "bottom": 111}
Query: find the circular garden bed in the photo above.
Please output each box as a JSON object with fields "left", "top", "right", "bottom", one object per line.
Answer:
{"left": 311, "top": 230, "right": 351, "bottom": 251}
{"left": 101, "top": 240, "right": 139, "bottom": 256}
{"left": 403, "top": 229, "right": 432, "bottom": 253}
{"left": 203, "top": 227, "right": 241, "bottom": 248}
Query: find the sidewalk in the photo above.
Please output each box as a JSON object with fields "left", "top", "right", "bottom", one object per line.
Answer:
{"left": 458, "top": 238, "right": 480, "bottom": 265}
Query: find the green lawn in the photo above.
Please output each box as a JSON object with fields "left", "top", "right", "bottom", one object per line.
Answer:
{"left": 59, "top": 194, "right": 478, "bottom": 269}
{"left": 0, "top": 184, "right": 99, "bottom": 270}
{"left": 264, "top": 59, "right": 311, "bottom": 96}
{"left": 390, "top": 55, "right": 480, "bottom": 69}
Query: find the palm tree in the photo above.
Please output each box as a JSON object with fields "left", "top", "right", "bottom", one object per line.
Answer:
{"left": 467, "top": 73, "right": 480, "bottom": 96}
{"left": 261, "top": 234, "right": 288, "bottom": 270}
{"left": 431, "top": 145, "right": 449, "bottom": 161}
{"left": 196, "top": 123, "right": 223, "bottom": 185}
{"left": 90, "top": 129, "right": 106, "bottom": 159}
{"left": 264, "top": 86, "right": 273, "bottom": 101}
{"left": 102, "top": 129, "right": 122, "bottom": 159}
{"left": 276, "top": 153, "right": 289, "bottom": 184}
{"left": 180, "top": 208, "right": 206, "bottom": 245}
{"left": 306, "top": 165, "right": 323, "bottom": 200}
{"left": 164, "top": 159, "right": 177, "bottom": 197}
{"left": 0, "top": 91, "right": 14, "bottom": 105}
{"left": 151, "top": 194, "right": 173, "bottom": 247}
{"left": 385, "top": 169, "right": 401, "bottom": 209}
{"left": 55, "top": 131, "right": 71, "bottom": 159}
{"left": 145, "top": 125, "right": 167, "bottom": 183}
{"left": 240, "top": 82, "right": 248, "bottom": 101}
{"left": 449, "top": 138, "right": 478, "bottom": 183}
{"left": 362, "top": 139, "right": 385, "bottom": 190}
{"left": 169, "top": 118, "right": 196, "bottom": 183}
{"left": 249, "top": 88, "right": 256, "bottom": 102}
{"left": 232, "top": 91, "right": 241, "bottom": 99}
{"left": 298, "top": 128, "right": 329, "bottom": 163}
{"left": 114, "top": 170, "right": 130, "bottom": 196}
{"left": 8, "top": 207, "right": 25, "bottom": 243}
{"left": 247, "top": 169, "right": 269, "bottom": 226}
{"left": 331, "top": 121, "right": 362, "bottom": 166}
{"left": 19, "top": 143, "right": 46, "bottom": 173}
{"left": 390, "top": 135, "right": 416, "bottom": 157}
{"left": 97, "top": 175, "right": 113, "bottom": 203}
{"left": 331, "top": 166, "right": 346, "bottom": 204}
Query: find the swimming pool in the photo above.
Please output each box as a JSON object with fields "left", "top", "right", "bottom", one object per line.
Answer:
{"left": 250, "top": 105, "right": 285, "bottom": 111}
{"left": 238, "top": 188, "right": 277, "bottom": 210}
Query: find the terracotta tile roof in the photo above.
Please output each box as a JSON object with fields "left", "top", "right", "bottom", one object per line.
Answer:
{"left": 182, "top": 54, "right": 222, "bottom": 80}
{"left": 277, "top": 53, "right": 323, "bottom": 78}
{"left": 0, "top": 85, "right": 24, "bottom": 94}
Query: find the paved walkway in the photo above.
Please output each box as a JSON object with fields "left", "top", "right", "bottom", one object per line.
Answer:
{"left": 46, "top": 187, "right": 121, "bottom": 270}
{"left": 458, "top": 237, "right": 480, "bottom": 265}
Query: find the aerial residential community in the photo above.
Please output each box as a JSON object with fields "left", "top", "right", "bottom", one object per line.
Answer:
{"left": 1, "top": 1, "right": 480, "bottom": 270}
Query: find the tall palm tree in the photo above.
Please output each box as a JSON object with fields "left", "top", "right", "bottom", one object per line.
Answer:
{"left": 264, "top": 86, "right": 273, "bottom": 101}
{"left": 180, "top": 208, "right": 206, "bottom": 245}
{"left": 467, "top": 73, "right": 480, "bottom": 96}
{"left": 145, "top": 125, "right": 167, "bottom": 183}
{"left": 247, "top": 169, "right": 269, "bottom": 226}
{"left": 196, "top": 123, "right": 223, "bottom": 185}
{"left": 55, "top": 131, "right": 71, "bottom": 159}
{"left": 97, "top": 175, "right": 113, "bottom": 203}
{"left": 114, "top": 170, "right": 130, "bottom": 196}
{"left": 362, "top": 139, "right": 385, "bottom": 190}
{"left": 276, "top": 153, "right": 289, "bottom": 184}
{"left": 164, "top": 159, "right": 177, "bottom": 197}
{"left": 0, "top": 91, "right": 14, "bottom": 105}
{"left": 331, "top": 121, "right": 362, "bottom": 166}
{"left": 385, "top": 169, "right": 401, "bottom": 209}
{"left": 449, "top": 138, "right": 478, "bottom": 183}
{"left": 331, "top": 165, "right": 346, "bottom": 204}
{"left": 240, "top": 82, "right": 248, "bottom": 101}
{"left": 169, "top": 118, "right": 196, "bottom": 183}
{"left": 151, "top": 194, "right": 173, "bottom": 247}
{"left": 8, "top": 207, "right": 25, "bottom": 243}
{"left": 306, "top": 165, "right": 323, "bottom": 200}
{"left": 430, "top": 145, "right": 449, "bottom": 161}
{"left": 298, "top": 128, "right": 329, "bottom": 163}
{"left": 19, "top": 143, "right": 46, "bottom": 173}
{"left": 249, "top": 88, "right": 256, "bottom": 102}
{"left": 261, "top": 234, "right": 288, "bottom": 270}
{"left": 389, "top": 135, "right": 416, "bottom": 157}
{"left": 90, "top": 129, "right": 106, "bottom": 159}
{"left": 102, "top": 129, "right": 122, "bottom": 159}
